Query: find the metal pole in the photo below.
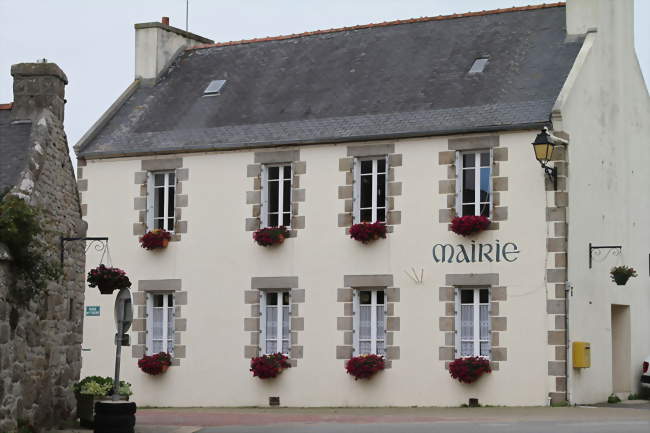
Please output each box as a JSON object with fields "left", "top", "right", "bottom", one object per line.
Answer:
{"left": 186, "top": 0, "right": 189, "bottom": 31}
{"left": 112, "top": 300, "right": 124, "bottom": 400}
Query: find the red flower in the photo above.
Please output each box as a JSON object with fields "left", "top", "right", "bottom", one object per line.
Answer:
{"left": 349, "top": 222, "right": 387, "bottom": 243}
{"left": 448, "top": 357, "right": 491, "bottom": 383}
{"left": 450, "top": 216, "right": 491, "bottom": 236}
{"left": 250, "top": 353, "right": 291, "bottom": 379}
{"left": 253, "top": 227, "right": 290, "bottom": 247}
{"left": 139, "top": 229, "right": 172, "bottom": 250}
{"left": 138, "top": 352, "right": 172, "bottom": 375}
{"left": 345, "top": 354, "right": 385, "bottom": 380}
{"left": 86, "top": 264, "right": 131, "bottom": 290}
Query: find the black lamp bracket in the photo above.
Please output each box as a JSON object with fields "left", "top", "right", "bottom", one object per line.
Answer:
{"left": 589, "top": 243, "right": 622, "bottom": 269}
{"left": 60, "top": 236, "right": 109, "bottom": 266}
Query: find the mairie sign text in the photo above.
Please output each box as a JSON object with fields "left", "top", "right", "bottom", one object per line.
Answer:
{"left": 433, "top": 240, "right": 520, "bottom": 263}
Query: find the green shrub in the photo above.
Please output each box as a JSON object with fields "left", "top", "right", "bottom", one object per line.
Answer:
{"left": 608, "top": 394, "right": 621, "bottom": 404}
{"left": 74, "top": 376, "right": 132, "bottom": 397}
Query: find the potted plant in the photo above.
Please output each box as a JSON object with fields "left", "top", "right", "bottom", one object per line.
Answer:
{"left": 349, "top": 221, "right": 387, "bottom": 243}
{"left": 138, "top": 352, "right": 172, "bottom": 375}
{"left": 139, "top": 228, "right": 172, "bottom": 250}
{"left": 448, "top": 357, "right": 492, "bottom": 384}
{"left": 450, "top": 215, "right": 491, "bottom": 236}
{"left": 253, "top": 226, "right": 291, "bottom": 247}
{"left": 250, "top": 353, "right": 291, "bottom": 379}
{"left": 86, "top": 264, "right": 131, "bottom": 295}
{"left": 73, "top": 376, "right": 132, "bottom": 427}
{"left": 610, "top": 265, "right": 638, "bottom": 286}
{"left": 345, "top": 354, "right": 385, "bottom": 380}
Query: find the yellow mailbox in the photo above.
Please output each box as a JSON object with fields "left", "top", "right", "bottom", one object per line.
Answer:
{"left": 573, "top": 342, "right": 591, "bottom": 368}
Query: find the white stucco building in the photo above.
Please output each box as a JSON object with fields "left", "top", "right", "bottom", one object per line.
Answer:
{"left": 76, "top": 0, "right": 650, "bottom": 406}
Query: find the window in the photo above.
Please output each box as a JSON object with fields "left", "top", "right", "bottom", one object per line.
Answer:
{"left": 147, "top": 171, "right": 175, "bottom": 231}
{"left": 354, "top": 157, "right": 387, "bottom": 223}
{"left": 353, "top": 289, "right": 386, "bottom": 355}
{"left": 456, "top": 288, "right": 490, "bottom": 358}
{"left": 146, "top": 293, "right": 175, "bottom": 356}
{"left": 468, "top": 57, "right": 489, "bottom": 74}
{"left": 260, "top": 291, "right": 290, "bottom": 355}
{"left": 262, "top": 165, "right": 292, "bottom": 227}
{"left": 458, "top": 150, "right": 491, "bottom": 217}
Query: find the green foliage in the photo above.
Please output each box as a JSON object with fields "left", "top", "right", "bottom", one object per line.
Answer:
{"left": 607, "top": 394, "right": 621, "bottom": 404}
{"left": 550, "top": 400, "right": 570, "bottom": 407}
{"left": 74, "top": 376, "right": 132, "bottom": 397}
{"left": 0, "top": 195, "right": 61, "bottom": 305}
{"left": 628, "top": 393, "right": 639, "bottom": 400}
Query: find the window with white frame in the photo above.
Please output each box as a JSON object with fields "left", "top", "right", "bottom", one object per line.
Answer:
{"left": 458, "top": 150, "right": 491, "bottom": 217}
{"left": 353, "top": 289, "right": 386, "bottom": 355}
{"left": 146, "top": 293, "right": 175, "bottom": 355}
{"left": 147, "top": 171, "right": 176, "bottom": 231}
{"left": 456, "top": 288, "right": 490, "bottom": 358}
{"left": 262, "top": 165, "right": 292, "bottom": 227}
{"left": 260, "top": 291, "right": 290, "bottom": 354}
{"left": 354, "top": 157, "right": 387, "bottom": 223}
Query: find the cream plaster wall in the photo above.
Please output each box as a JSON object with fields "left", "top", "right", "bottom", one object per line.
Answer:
{"left": 80, "top": 129, "right": 558, "bottom": 407}
{"left": 559, "top": 0, "right": 650, "bottom": 405}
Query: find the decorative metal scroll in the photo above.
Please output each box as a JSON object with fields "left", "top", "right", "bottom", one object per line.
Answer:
{"left": 588, "top": 243, "right": 622, "bottom": 269}
{"left": 60, "top": 237, "right": 109, "bottom": 266}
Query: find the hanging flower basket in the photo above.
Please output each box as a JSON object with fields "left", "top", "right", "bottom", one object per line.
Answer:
{"left": 610, "top": 265, "right": 637, "bottom": 286}
{"left": 448, "top": 357, "right": 492, "bottom": 384}
{"left": 139, "top": 228, "right": 172, "bottom": 250}
{"left": 87, "top": 264, "right": 131, "bottom": 295}
{"left": 450, "top": 215, "right": 491, "bottom": 236}
{"left": 250, "top": 353, "right": 291, "bottom": 379}
{"left": 345, "top": 354, "right": 385, "bottom": 380}
{"left": 253, "top": 226, "right": 290, "bottom": 247}
{"left": 349, "top": 222, "right": 387, "bottom": 243}
{"left": 138, "top": 352, "right": 172, "bottom": 375}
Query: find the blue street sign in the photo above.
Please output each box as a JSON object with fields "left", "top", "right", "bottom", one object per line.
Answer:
{"left": 86, "top": 306, "right": 100, "bottom": 316}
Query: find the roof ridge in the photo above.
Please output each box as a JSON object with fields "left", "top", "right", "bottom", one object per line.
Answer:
{"left": 0, "top": 103, "right": 13, "bottom": 110}
{"left": 188, "top": 2, "right": 565, "bottom": 51}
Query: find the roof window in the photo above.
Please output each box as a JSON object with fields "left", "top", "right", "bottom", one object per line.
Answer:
{"left": 468, "top": 58, "right": 489, "bottom": 74}
{"left": 203, "top": 80, "right": 226, "bottom": 96}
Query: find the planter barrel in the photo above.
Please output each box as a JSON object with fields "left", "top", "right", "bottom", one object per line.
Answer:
{"left": 76, "top": 393, "right": 129, "bottom": 428}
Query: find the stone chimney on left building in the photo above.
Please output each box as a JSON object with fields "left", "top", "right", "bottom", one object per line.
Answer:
{"left": 10, "top": 61, "right": 68, "bottom": 122}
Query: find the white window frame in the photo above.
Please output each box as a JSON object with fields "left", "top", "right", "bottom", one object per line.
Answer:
{"left": 454, "top": 287, "right": 491, "bottom": 359}
{"left": 455, "top": 150, "right": 492, "bottom": 218}
{"left": 145, "top": 292, "right": 175, "bottom": 356}
{"left": 146, "top": 171, "right": 176, "bottom": 232}
{"left": 261, "top": 164, "right": 292, "bottom": 228}
{"left": 352, "top": 288, "right": 386, "bottom": 356}
{"left": 353, "top": 156, "right": 388, "bottom": 223}
{"left": 260, "top": 290, "right": 291, "bottom": 355}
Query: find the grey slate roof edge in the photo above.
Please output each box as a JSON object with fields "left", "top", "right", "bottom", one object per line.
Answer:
{"left": 75, "top": 80, "right": 141, "bottom": 157}
{"left": 134, "top": 22, "right": 213, "bottom": 44}
{"left": 79, "top": 121, "right": 548, "bottom": 160}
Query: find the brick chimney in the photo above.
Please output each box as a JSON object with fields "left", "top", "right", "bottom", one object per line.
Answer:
{"left": 10, "top": 61, "right": 68, "bottom": 123}
{"left": 134, "top": 17, "right": 213, "bottom": 85}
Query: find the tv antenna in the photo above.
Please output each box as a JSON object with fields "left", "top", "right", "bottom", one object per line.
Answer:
{"left": 185, "top": 0, "right": 189, "bottom": 31}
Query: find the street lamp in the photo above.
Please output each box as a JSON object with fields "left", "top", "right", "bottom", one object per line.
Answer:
{"left": 532, "top": 127, "right": 568, "bottom": 190}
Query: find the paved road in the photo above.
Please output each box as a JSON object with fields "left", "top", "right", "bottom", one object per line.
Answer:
{"left": 132, "top": 405, "right": 650, "bottom": 433}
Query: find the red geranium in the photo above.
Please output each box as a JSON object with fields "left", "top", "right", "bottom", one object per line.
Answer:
{"left": 138, "top": 352, "right": 172, "bottom": 375}
{"left": 450, "top": 215, "right": 491, "bottom": 236}
{"left": 250, "top": 353, "right": 291, "bottom": 379}
{"left": 345, "top": 354, "right": 385, "bottom": 380}
{"left": 349, "top": 222, "right": 387, "bottom": 243}
{"left": 86, "top": 264, "right": 131, "bottom": 294}
{"left": 253, "top": 226, "right": 290, "bottom": 247}
{"left": 139, "top": 228, "right": 172, "bottom": 250}
{"left": 448, "top": 356, "right": 492, "bottom": 383}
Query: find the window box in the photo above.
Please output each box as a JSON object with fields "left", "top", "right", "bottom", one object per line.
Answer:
{"left": 253, "top": 226, "right": 290, "bottom": 247}
{"left": 448, "top": 356, "right": 492, "bottom": 383}
{"left": 349, "top": 221, "right": 387, "bottom": 243}
{"left": 345, "top": 354, "right": 385, "bottom": 380}
{"left": 138, "top": 352, "right": 172, "bottom": 375}
{"left": 139, "top": 228, "right": 172, "bottom": 250}
{"left": 450, "top": 215, "right": 491, "bottom": 236}
{"left": 250, "top": 353, "right": 291, "bottom": 379}
{"left": 86, "top": 265, "right": 131, "bottom": 295}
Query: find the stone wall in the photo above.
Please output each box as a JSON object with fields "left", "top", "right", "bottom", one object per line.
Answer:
{"left": 0, "top": 109, "right": 85, "bottom": 431}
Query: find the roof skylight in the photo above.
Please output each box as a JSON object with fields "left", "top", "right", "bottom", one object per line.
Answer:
{"left": 468, "top": 58, "right": 489, "bottom": 74}
{"left": 204, "top": 80, "right": 226, "bottom": 96}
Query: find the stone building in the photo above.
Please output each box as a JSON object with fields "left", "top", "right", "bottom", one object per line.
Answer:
{"left": 77, "top": 0, "right": 649, "bottom": 407}
{"left": 0, "top": 63, "right": 86, "bottom": 431}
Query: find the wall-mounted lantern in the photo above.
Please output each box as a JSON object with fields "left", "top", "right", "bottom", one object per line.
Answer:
{"left": 532, "top": 127, "right": 568, "bottom": 190}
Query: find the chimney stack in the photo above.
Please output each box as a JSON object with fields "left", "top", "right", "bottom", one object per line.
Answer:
{"left": 134, "top": 17, "right": 213, "bottom": 85}
{"left": 11, "top": 61, "right": 68, "bottom": 122}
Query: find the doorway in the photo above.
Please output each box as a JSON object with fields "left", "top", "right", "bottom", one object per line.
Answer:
{"left": 611, "top": 304, "right": 631, "bottom": 394}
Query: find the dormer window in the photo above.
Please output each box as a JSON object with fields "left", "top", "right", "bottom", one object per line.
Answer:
{"left": 468, "top": 58, "right": 489, "bottom": 74}
{"left": 203, "top": 79, "right": 226, "bottom": 96}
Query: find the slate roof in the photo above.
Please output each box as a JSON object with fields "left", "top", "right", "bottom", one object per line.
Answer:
{"left": 77, "top": 3, "right": 583, "bottom": 158}
{"left": 0, "top": 109, "right": 32, "bottom": 194}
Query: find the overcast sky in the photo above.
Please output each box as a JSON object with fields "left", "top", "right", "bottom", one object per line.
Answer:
{"left": 1, "top": 0, "right": 648, "bottom": 157}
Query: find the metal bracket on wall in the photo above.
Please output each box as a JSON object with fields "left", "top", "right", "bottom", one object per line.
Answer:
{"left": 588, "top": 243, "right": 622, "bottom": 269}
{"left": 60, "top": 237, "right": 109, "bottom": 266}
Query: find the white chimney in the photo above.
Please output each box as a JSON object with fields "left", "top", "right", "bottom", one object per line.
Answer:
{"left": 134, "top": 17, "right": 213, "bottom": 84}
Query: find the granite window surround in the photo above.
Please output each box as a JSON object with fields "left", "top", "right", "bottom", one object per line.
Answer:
{"left": 244, "top": 276, "right": 304, "bottom": 367}
{"left": 438, "top": 273, "right": 507, "bottom": 372}
{"left": 245, "top": 150, "right": 306, "bottom": 236}
{"left": 438, "top": 135, "right": 507, "bottom": 231}
{"left": 337, "top": 274, "right": 400, "bottom": 367}
{"left": 338, "top": 143, "right": 402, "bottom": 232}
{"left": 131, "top": 279, "right": 187, "bottom": 366}
{"left": 133, "top": 158, "right": 189, "bottom": 241}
